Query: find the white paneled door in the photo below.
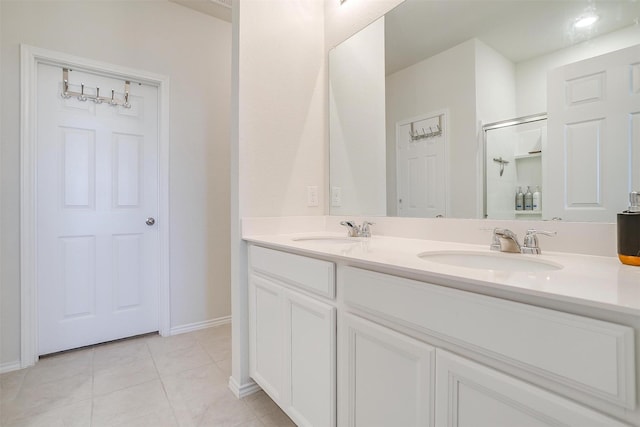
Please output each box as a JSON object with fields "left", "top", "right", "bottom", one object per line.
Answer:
{"left": 396, "top": 113, "right": 447, "bottom": 218}
{"left": 36, "top": 63, "right": 159, "bottom": 355}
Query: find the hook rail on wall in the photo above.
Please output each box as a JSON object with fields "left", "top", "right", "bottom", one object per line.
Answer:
{"left": 61, "top": 68, "right": 131, "bottom": 108}
{"left": 409, "top": 114, "right": 443, "bottom": 141}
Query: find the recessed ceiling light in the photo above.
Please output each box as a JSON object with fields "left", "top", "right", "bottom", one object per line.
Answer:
{"left": 574, "top": 13, "right": 599, "bottom": 29}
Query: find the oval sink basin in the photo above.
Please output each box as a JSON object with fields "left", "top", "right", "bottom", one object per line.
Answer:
{"left": 417, "top": 250, "right": 563, "bottom": 272}
{"left": 292, "top": 236, "right": 361, "bottom": 245}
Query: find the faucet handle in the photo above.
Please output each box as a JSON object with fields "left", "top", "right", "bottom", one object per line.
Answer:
{"left": 360, "top": 221, "right": 375, "bottom": 237}
{"left": 522, "top": 229, "right": 556, "bottom": 254}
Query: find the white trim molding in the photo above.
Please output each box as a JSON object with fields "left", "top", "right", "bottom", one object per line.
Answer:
{"left": 0, "top": 361, "right": 23, "bottom": 375}
{"left": 19, "top": 45, "right": 171, "bottom": 367}
{"left": 170, "top": 316, "right": 231, "bottom": 336}
{"left": 228, "top": 376, "right": 261, "bottom": 399}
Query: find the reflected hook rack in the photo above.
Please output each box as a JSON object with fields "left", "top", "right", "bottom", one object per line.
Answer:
{"left": 409, "top": 114, "right": 443, "bottom": 141}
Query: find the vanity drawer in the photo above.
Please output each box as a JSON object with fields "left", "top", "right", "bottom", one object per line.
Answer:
{"left": 249, "top": 245, "right": 335, "bottom": 299}
{"left": 341, "top": 266, "right": 636, "bottom": 409}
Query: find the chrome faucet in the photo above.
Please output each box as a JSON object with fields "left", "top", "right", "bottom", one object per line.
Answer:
{"left": 490, "top": 228, "right": 556, "bottom": 254}
{"left": 340, "top": 220, "right": 375, "bottom": 238}
{"left": 492, "top": 228, "right": 522, "bottom": 253}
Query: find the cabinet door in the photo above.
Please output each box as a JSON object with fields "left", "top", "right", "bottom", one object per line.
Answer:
{"left": 285, "top": 291, "right": 336, "bottom": 427}
{"left": 435, "top": 350, "right": 628, "bottom": 427}
{"left": 339, "top": 313, "right": 435, "bottom": 427}
{"left": 249, "top": 276, "right": 284, "bottom": 401}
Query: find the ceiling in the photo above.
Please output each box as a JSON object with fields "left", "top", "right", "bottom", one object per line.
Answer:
{"left": 385, "top": 0, "right": 640, "bottom": 75}
{"left": 169, "top": 0, "right": 231, "bottom": 23}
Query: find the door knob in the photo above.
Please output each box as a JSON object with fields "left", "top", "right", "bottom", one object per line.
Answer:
{"left": 146, "top": 217, "right": 155, "bottom": 226}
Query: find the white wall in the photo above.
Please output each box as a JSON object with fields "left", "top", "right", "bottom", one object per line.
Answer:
{"left": 475, "top": 40, "right": 517, "bottom": 127}
{"left": 324, "top": 0, "right": 404, "bottom": 50}
{"left": 237, "top": 0, "right": 325, "bottom": 218}
{"left": 0, "top": 1, "right": 231, "bottom": 368}
{"left": 329, "top": 17, "right": 386, "bottom": 216}
{"left": 386, "top": 39, "right": 477, "bottom": 218}
{"left": 516, "top": 25, "right": 640, "bottom": 116}
{"left": 475, "top": 39, "right": 517, "bottom": 219}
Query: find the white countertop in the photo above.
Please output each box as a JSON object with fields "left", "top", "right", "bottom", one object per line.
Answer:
{"left": 244, "top": 232, "right": 640, "bottom": 316}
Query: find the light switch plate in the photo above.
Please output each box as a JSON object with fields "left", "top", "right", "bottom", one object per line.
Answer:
{"left": 307, "top": 186, "right": 319, "bottom": 207}
{"left": 331, "top": 186, "right": 342, "bottom": 207}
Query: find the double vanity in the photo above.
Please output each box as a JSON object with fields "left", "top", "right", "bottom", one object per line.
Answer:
{"left": 243, "top": 220, "right": 640, "bottom": 427}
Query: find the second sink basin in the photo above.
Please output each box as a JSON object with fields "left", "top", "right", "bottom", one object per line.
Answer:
{"left": 418, "top": 250, "right": 563, "bottom": 272}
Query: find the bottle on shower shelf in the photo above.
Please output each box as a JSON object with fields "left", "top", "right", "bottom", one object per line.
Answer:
{"left": 515, "top": 187, "right": 524, "bottom": 211}
{"left": 524, "top": 186, "right": 533, "bottom": 210}
{"left": 533, "top": 186, "right": 541, "bottom": 212}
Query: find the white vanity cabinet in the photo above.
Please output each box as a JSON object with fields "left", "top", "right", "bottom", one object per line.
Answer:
{"left": 246, "top": 244, "right": 637, "bottom": 427}
{"left": 338, "top": 312, "right": 435, "bottom": 427}
{"left": 435, "top": 350, "right": 629, "bottom": 427}
{"left": 340, "top": 266, "right": 636, "bottom": 427}
{"left": 248, "top": 245, "right": 336, "bottom": 427}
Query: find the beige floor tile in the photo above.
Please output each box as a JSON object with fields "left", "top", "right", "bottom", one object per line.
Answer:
{"left": 259, "top": 408, "right": 296, "bottom": 427}
{"left": 162, "top": 363, "right": 233, "bottom": 425}
{"left": 192, "top": 324, "right": 231, "bottom": 344}
{"left": 107, "top": 406, "right": 178, "bottom": 427}
{"left": 93, "top": 339, "right": 152, "bottom": 372}
{"left": 146, "top": 333, "right": 200, "bottom": 357}
{"left": 22, "top": 349, "right": 93, "bottom": 388}
{"left": 233, "top": 419, "right": 265, "bottom": 427}
{"left": 0, "top": 368, "right": 27, "bottom": 403}
{"left": 201, "top": 338, "right": 231, "bottom": 363}
{"left": 2, "top": 399, "right": 92, "bottom": 427}
{"left": 1, "top": 373, "right": 92, "bottom": 424}
{"left": 196, "top": 396, "right": 257, "bottom": 427}
{"left": 242, "top": 391, "right": 282, "bottom": 419}
{"left": 152, "top": 341, "right": 213, "bottom": 376}
{"left": 1, "top": 326, "right": 286, "bottom": 427}
{"left": 215, "top": 358, "right": 232, "bottom": 378}
{"left": 93, "top": 356, "right": 159, "bottom": 396}
{"left": 92, "top": 379, "right": 174, "bottom": 427}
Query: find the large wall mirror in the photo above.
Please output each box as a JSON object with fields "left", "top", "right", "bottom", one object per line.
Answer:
{"left": 329, "top": 0, "right": 640, "bottom": 222}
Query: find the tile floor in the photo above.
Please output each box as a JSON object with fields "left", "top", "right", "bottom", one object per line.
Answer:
{"left": 0, "top": 324, "right": 295, "bottom": 427}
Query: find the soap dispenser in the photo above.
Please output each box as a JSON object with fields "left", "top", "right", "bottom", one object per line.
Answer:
{"left": 617, "top": 191, "right": 640, "bottom": 266}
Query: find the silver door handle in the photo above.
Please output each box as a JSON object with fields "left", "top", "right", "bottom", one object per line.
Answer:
{"left": 146, "top": 217, "right": 155, "bottom": 226}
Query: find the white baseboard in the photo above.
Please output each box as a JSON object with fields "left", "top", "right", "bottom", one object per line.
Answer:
{"left": 0, "top": 360, "right": 22, "bottom": 374}
{"left": 169, "top": 315, "right": 231, "bottom": 336}
{"left": 228, "top": 376, "right": 261, "bottom": 398}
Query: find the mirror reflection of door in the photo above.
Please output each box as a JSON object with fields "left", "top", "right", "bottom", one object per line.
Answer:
{"left": 547, "top": 43, "right": 640, "bottom": 222}
{"left": 396, "top": 112, "right": 447, "bottom": 218}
